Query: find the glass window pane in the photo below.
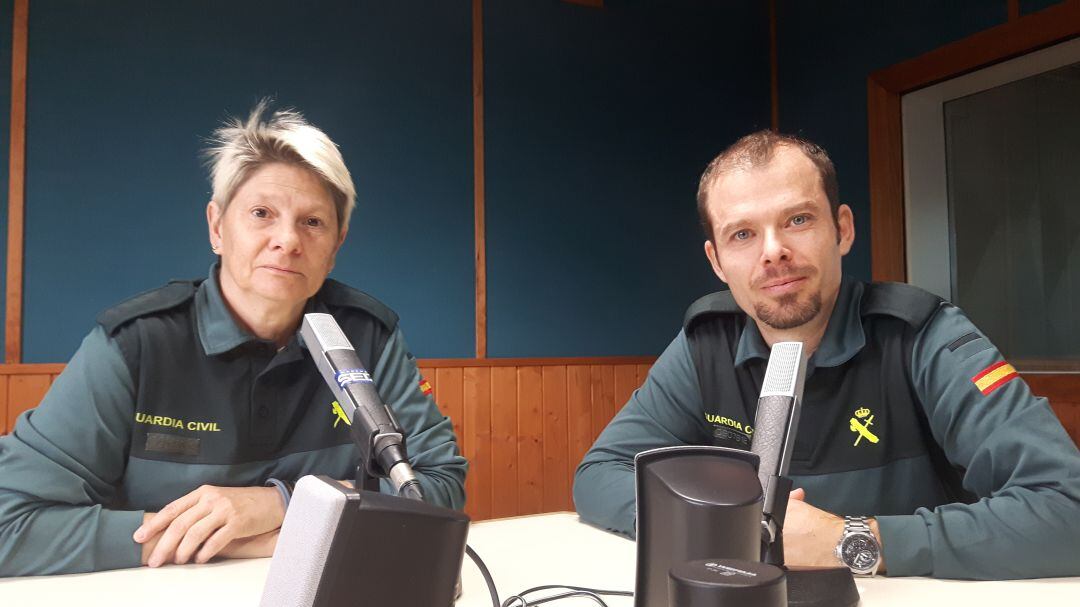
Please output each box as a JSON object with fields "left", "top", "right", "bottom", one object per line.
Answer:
{"left": 944, "top": 62, "right": 1080, "bottom": 371}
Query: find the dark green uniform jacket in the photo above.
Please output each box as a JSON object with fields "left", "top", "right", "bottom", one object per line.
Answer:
{"left": 0, "top": 266, "right": 466, "bottom": 576}
{"left": 574, "top": 277, "right": 1080, "bottom": 580}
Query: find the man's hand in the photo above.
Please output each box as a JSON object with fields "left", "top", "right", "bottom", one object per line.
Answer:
{"left": 134, "top": 485, "right": 285, "bottom": 567}
{"left": 782, "top": 488, "right": 885, "bottom": 572}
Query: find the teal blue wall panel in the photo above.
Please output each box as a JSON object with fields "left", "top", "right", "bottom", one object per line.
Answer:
{"left": 21, "top": 1, "right": 1022, "bottom": 362}
{"left": 0, "top": 0, "right": 11, "bottom": 362}
{"left": 484, "top": 0, "right": 771, "bottom": 357}
{"left": 23, "top": 1, "right": 473, "bottom": 362}
{"left": 776, "top": 1, "right": 1007, "bottom": 282}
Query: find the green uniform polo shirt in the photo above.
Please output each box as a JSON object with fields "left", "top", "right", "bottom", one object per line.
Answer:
{"left": 574, "top": 277, "right": 1080, "bottom": 579}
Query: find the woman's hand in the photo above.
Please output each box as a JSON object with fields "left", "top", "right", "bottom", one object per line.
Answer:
{"left": 217, "top": 529, "right": 280, "bottom": 560}
{"left": 134, "top": 485, "right": 286, "bottom": 567}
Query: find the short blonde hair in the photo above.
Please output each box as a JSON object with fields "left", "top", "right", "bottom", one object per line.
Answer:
{"left": 204, "top": 99, "right": 356, "bottom": 231}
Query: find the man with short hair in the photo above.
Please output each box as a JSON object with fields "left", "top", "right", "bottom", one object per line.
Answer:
{"left": 573, "top": 130, "right": 1080, "bottom": 579}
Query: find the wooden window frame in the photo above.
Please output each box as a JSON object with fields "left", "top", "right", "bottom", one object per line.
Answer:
{"left": 867, "top": 0, "right": 1080, "bottom": 282}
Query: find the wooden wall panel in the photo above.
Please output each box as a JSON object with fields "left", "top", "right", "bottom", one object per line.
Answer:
{"left": 516, "top": 366, "right": 544, "bottom": 515}
{"left": 0, "top": 359, "right": 650, "bottom": 525}
{"left": 0, "top": 375, "right": 8, "bottom": 434}
{"left": 590, "top": 365, "right": 616, "bottom": 440}
{"left": 472, "top": 0, "right": 487, "bottom": 359}
{"left": 434, "top": 368, "right": 464, "bottom": 450}
{"left": 541, "top": 366, "right": 570, "bottom": 512}
{"left": 490, "top": 366, "right": 519, "bottom": 518}
{"left": 566, "top": 365, "right": 593, "bottom": 507}
{"left": 613, "top": 365, "right": 638, "bottom": 418}
{"left": 6, "top": 374, "right": 50, "bottom": 430}
{"left": 6, "top": 0, "right": 29, "bottom": 364}
{"left": 8, "top": 360, "right": 1080, "bottom": 523}
{"left": 418, "top": 366, "right": 436, "bottom": 402}
{"left": 636, "top": 363, "right": 651, "bottom": 388}
{"left": 463, "top": 367, "right": 492, "bottom": 520}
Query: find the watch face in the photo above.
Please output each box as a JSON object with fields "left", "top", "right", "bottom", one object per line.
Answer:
{"left": 841, "top": 533, "right": 879, "bottom": 572}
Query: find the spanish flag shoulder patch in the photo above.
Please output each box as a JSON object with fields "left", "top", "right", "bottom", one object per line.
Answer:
{"left": 972, "top": 361, "right": 1018, "bottom": 396}
{"left": 419, "top": 377, "right": 433, "bottom": 396}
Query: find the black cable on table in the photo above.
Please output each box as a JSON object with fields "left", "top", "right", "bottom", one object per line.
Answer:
{"left": 501, "top": 584, "right": 634, "bottom": 607}
{"left": 465, "top": 545, "right": 633, "bottom": 607}
{"left": 466, "top": 544, "right": 501, "bottom": 607}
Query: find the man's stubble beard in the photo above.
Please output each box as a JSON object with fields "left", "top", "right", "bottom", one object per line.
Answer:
{"left": 754, "top": 291, "right": 823, "bottom": 330}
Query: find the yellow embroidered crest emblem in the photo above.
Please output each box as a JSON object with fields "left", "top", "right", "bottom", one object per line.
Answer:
{"left": 849, "top": 406, "right": 879, "bottom": 446}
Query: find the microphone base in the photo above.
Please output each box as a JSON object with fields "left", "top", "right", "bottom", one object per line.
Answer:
{"left": 784, "top": 566, "right": 859, "bottom": 607}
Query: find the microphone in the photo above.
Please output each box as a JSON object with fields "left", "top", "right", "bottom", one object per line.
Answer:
{"left": 750, "top": 341, "right": 808, "bottom": 564}
{"left": 301, "top": 313, "right": 424, "bottom": 501}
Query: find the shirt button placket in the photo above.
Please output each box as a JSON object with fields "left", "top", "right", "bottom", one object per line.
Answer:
{"left": 250, "top": 346, "right": 276, "bottom": 446}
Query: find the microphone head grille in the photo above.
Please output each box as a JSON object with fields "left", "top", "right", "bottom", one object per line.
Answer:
{"left": 760, "top": 342, "right": 803, "bottom": 396}
{"left": 303, "top": 313, "right": 354, "bottom": 351}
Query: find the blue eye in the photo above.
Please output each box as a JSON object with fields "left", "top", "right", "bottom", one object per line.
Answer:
{"left": 734, "top": 230, "right": 750, "bottom": 241}
{"left": 791, "top": 215, "right": 808, "bottom": 226}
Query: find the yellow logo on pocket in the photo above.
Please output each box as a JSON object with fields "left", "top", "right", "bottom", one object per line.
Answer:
{"left": 331, "top": 401, "right": 351, "bottom": 428}
{"left": 849, "top": 407, "right": 879, "bottom": 446}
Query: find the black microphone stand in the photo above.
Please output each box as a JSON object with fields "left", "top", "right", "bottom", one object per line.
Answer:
{"left": 759, "top": 475, "right": 860, "bottom": 607}
{"left": 760, "top": 474, "right": 793, "bottom": 565}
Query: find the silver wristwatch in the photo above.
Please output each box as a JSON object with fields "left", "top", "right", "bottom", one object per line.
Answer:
{"left": 835, "top": 516, "right": 881, "bottom": 576}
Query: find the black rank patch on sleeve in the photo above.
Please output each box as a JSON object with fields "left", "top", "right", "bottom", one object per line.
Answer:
{"left": 144, "top": 432, "right": 201, "bottom": 457}
{"left": 946, "top": 332, "right": 982, "bottom": 352}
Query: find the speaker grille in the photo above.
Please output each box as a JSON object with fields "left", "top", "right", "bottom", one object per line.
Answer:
{"left": 303, "top": 313, "right": 354, "bottom": 351}
{"left": 260, "top": 476, "right": 348, "bottom": 607}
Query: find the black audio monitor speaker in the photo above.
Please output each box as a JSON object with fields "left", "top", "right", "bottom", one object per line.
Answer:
{"left": 634, "top": 446, "right": 764, "bottom": 607}
{"left": 260, "top": 475, "right": 470, "bottom": 607}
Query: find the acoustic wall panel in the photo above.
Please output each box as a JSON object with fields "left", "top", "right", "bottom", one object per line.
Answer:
{"left": 23, "top": 1, "right": 473, "bottom": 361}
{"left": 484, "top": 0, "right": 771, "bottom": 357}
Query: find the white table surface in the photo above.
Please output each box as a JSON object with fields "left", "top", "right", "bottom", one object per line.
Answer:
{"left": 2, "top": 511, "right": 1077, "bottom": 606}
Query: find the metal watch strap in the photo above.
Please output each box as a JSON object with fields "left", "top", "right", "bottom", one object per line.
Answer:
{"left": 844, "top": 516, "right": 872, "bottom": 536}
{"left": 840, "top": 516, "right": 880, "bottom": 576}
